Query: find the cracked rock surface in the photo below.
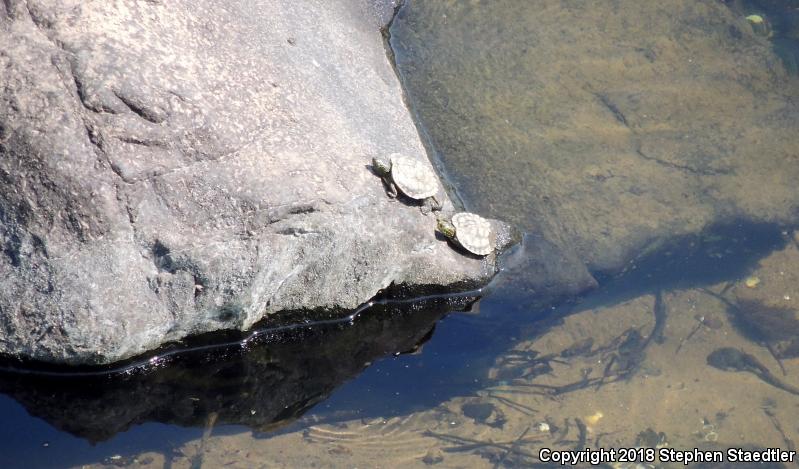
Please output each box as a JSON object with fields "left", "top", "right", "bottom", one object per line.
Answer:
{"left": 0, "top": 0, "right": 501, "bottom": 365}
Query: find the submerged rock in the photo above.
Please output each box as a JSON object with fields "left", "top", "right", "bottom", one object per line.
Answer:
{"left": 0, "top": 0, "right": 508, "bottom": 364}
{"left": 390, "top": 0, "right": 799, "bottom": 276}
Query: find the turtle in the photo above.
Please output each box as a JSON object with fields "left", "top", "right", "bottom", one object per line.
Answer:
{"left": 372, "top": 153, "right": 442, "bottom": 213}
{"left": 436, "top": 212, "right": 496, "bottom": 256}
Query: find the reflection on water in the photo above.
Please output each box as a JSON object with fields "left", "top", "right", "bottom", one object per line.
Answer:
{"left": 2, "top": 1, "right": 799, "bottom": 468}
{"left": 0, "top": 292, "right": 479, "bottom": 467}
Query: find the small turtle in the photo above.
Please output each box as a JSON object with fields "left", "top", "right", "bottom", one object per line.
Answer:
{"left": 437, "top": 212, "right": 496, "bottom": 256}
{"left": 372, "top": 153, "right": 442, "bottom": 213}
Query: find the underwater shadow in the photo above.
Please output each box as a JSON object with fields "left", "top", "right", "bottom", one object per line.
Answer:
{"left": 570, "top": 219, "right": 791, "bottom": 313}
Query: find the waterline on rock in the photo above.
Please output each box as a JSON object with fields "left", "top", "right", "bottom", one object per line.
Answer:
{"left": 0, "top": 288, "right": 485, "bottom": 378}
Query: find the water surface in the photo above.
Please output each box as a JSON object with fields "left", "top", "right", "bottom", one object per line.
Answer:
{"left": 2, "top": 1, "right": 799, "bottom": 468}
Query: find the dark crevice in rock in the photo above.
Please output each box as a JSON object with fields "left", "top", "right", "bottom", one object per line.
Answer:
{"left": 3, "top": 232, "right": 21, "bottom": 267}
{"left": 111, "top": 90, "right": 166, "bottom": 124}
{"left": 147, "top": 238, "right": 209, "bottom": 307}
{"left": 121, "top": 192, "right": 137, "bottom": 226}
{"left": 82, "top": 120, "right": 132, "bottom": 187}
{"left": 23, "top": 3, "right": 51, "bottom": 30}
{"left": 216, "top": 302, "right": 244, "bottom": 323}
{"left": 114, "top": 134, "right": 170, "bottom": 148}
{"left": 38, "top": 27, "right": 134, "bottom": 194}
{"left": 151, "top": 240, "right": 176, "bottom": 274}
{"left": 276, "top": 227, "right": 320, "bottom": 236}
{"left": 284, "top": 203, "right": 320, "bottom": 215}
{"left": 265, "top": 202, "right": 324, "bottom": 225}
{"left": 383, "top": 0, "right": 405, "bottom": 34}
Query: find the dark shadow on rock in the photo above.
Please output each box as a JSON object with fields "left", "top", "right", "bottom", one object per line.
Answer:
{"left": 0, "top": 293, "right": 479, "bottom": 445}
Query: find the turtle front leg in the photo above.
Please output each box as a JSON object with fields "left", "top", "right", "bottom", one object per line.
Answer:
{"left": 384, "top": 179, "right": 399, "bottom": 198}
{"left": 430, "top": 195, "right": 443, "bottom": 211}
{"left": 420, "top": 195, "right": 443, "bottom": 215}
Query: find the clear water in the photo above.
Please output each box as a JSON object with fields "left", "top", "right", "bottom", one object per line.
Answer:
{"left": 3, "top": 1, "right": 799, "bottom": 468}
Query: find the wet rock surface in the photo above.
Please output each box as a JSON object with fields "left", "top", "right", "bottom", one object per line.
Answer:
{"left": 390, "top": 0, "right": 799, "bottom": 275}
{"left": 0, "top": 0, "right": 510, "bottom": 364}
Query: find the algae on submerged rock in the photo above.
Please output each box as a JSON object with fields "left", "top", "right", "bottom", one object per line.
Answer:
{"left": 390, "top": 0, "right": 799, "bottom": 275}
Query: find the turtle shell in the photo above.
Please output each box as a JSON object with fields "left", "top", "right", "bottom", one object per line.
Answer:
{"left": 452, "top": 212, "right": 494, "bottom": 256}
{"left": 390, "top": 154, "right": 439, "bottom": 200}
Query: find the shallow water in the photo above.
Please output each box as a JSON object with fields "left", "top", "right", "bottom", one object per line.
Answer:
{"left": 390, "top": 0, "right": 799, "bottom": 275}
{"left": 3, "top": 1, "right": 799, "bottom": 468}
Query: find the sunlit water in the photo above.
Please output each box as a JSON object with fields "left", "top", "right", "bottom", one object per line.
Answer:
{"left": 3, "top": 1, "right": 799, "bottom": 468}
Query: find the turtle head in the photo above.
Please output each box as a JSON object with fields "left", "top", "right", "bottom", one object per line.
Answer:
{"left": 371, "top": 156, "right": 392, "bottom": 177}
{"left": 436, "top": 218, "right": 456, "bottom": 239}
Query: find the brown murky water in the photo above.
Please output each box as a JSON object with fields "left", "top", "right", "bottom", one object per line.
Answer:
{"left": 5, "top": 1, "right": 799, "bottom": 468}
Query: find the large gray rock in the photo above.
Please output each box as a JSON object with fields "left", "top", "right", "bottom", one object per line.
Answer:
{"left": 0, "top": 0, "right": 504, "bottom": 365}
